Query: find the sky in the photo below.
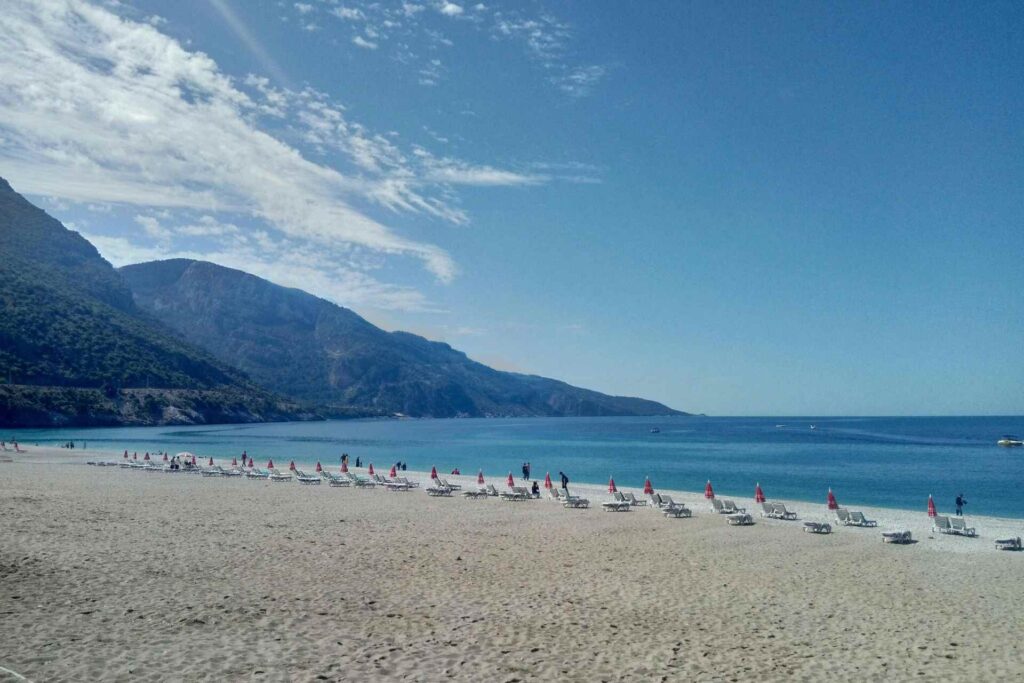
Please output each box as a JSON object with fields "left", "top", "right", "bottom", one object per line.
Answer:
{"left": 0, "top": 0, "right": 1021, "bottom": 416}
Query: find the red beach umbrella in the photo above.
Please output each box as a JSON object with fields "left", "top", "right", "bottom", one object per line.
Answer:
{"left": 385, "top": 464, "right": 394, "bottom": 478}
{"left": 704, "top": 480, "right": 715, "bottom": 499}
{"left": 232, "top": 457, "right": 238, "bottom": 467}
{"left": 643, "top": 477, "right": 653, "bottom": 495}
{"left": 827, "top": 488, "right": 839, "bottom": 510}
{"left": 247, "top": 458, "right": 254, "bottom": 468}
{"left": 340, "top": 460, "right": 348, "bottom": 473}
{"left": 267, "top": 459, "right": 274, "bottom": 469}
{"left": 544, "top": 472, "right": 552, "bottom": 490}
{"left": 163, "top": 453, "right": 168, "bottom": 462}
{"left": 430, "top": 466, "right": 438, "bottom": 479}
{"left": 477, "top": 470, "right": 485, "bottom": 485}
{"left": 191, "top": 455, "right": 197, "bottom": 465}
{"left": 133, "top": 452, "right": 138, "bottom": 460}
{"left": 506, "top": 472, "right": 514, "bottom": 488}
{"left": 316, "top": 461, "right": 322, "bottom": 473}
{"left": 144, "top": 452, "right": 150, "bottom": 461}
{"left": 608, "top": 477, "right": 617, "bottom": 493}
{"left": 123, "top": 450, "right": 128, "bottom": 459}
{"left": 927, "top": 494, "right": 936, "bottom": 518}
{"left": 754, "top": 483, "right": 765, "bottom": 503}
{"left": 208, "top": 457, "right": 214, "bottom": 466}
{"left": 289, "top": 460, "right": 296, "bottom": 471}
{"left": 368, "top": 463, "right": 375, "bottom": 475}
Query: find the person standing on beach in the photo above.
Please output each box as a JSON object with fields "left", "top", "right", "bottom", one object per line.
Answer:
{"left": 559, "top": 471, "right": 569, "bottom": 489}
{"left": 955, "top": 493, "right": 967, "bottom": 516}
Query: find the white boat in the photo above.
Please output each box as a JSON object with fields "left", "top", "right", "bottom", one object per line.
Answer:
{"left": 997, "top": 435, "right": 1023, "bottom": 447}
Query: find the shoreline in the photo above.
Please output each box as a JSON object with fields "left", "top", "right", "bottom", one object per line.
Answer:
{"left": 9, "top": 446, "right": 1023, "bottom": 554}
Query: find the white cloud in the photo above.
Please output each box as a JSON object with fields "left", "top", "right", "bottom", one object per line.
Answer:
{"left": 438, "top": 2, "right": 463, "bottom": 17}
{"left": 352, "top": 35, "right": 378, "bottom": 49}
{"left": 0, "top": 0, "right": 461, "bottom": 286}
{"left": 552, "top": 65, "right": 607, "bottom": 97}
{"left": 294, "top": 3, "right": 314, "bottom": 15}
{"left": 331, "top": 6, "right": 364, "bottom": 21}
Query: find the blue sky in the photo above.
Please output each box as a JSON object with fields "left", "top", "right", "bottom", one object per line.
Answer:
{"left": 1, "top": 1, "right": 1021, "bottom": 415}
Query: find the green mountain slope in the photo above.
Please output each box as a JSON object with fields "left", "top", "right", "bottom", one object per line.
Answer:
{"left": 0, "top": 177, "right": 308, "bottom": 426}
{"left": 121, "top": 259, "right": 686, "bottom": 418}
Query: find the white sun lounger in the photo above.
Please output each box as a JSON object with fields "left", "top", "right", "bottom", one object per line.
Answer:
{"left": 561, "top": 488, "right": 589, "bottom": 508}
{"left": 438, "top": 478, "right": 459, "bottom": 491}
{"left": 727, "top": 513, "right": 755, "bottom": 526}
{"left": 200, "top": 466, "right": 223, "bottom": 477}
{"left": 847, "top": 511, "right": 877, "bottom": 527}
{"left": 622, "top": 492, "right": 648, "bottom": 507}
{"left": 426, "top": 483, "right": 453, "bottom": 496}
{"left": 662, "top": 498, "right": 692, "bottom": 518}
{"left": 721, "top": 500, "right": 746, "bottom": 514}
{"left": 269, "top": 468, "right": 293, "bottom": 482}
{"left": 322, "top": 472, "right": 351, "bottom": 487}
{"left": 246, "top": 468, "right": 270, "bottom": 479}
{"left": 711, "top": 498, "right": 727, "bottom": 514}
{"left": 485, "top": 484, "right": 501, "bottom": 497}
{"left": 601, "top": 492, "right": 632, "bottom": 512}
{"left": 882, "top": 530, "right": 913, "bottom": 544}
{"left": 933, "top": 515, "right": 955, "bottom": 535}
{"left": 345, "top": 473, "right": 375, "bottom": 487}
{"left": 995, "top": 537, "right": 1022, "bottom": 551}
{"left": 802, "top": 521, "right": 832, "bottom": 534}
{"left": 500, "top": 486, "right": 530, "bottom": 501}
{"left": 949, "top": 517, "right": 976, "bottom": 537}
{"left": 294, "top": 469, "right": 321, "bottom": 485}
{"left": 462, "top": 486, "right": 489, "bottom": 498}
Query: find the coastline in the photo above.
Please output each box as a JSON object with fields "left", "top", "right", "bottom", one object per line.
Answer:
{"left": 2, "top": 446, "right": 1023, "bottom": 680}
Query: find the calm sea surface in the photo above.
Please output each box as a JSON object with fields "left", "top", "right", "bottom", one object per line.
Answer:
{"left": 7, "top": 416, "right": 1024, "bottom": 518}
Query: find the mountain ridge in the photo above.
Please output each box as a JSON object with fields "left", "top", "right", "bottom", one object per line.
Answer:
{"left": 120, "top": 258, "right": 685, "bottom": 418}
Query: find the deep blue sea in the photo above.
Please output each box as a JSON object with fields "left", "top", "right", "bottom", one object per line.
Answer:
{"left": 6, "top": 416, "right": 1024, "bottom": 518}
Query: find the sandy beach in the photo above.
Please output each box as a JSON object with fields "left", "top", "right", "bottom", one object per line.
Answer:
{"left": 2, "top": 447, "right": 1023, "bottom": 682}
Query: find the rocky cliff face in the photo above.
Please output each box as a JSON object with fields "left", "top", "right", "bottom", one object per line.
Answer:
{"left": 121, "top": 259, "right": 686, "bottom": 418}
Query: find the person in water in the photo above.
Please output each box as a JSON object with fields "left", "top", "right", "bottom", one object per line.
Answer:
{"left": 955, "top": 493, "right": 967, "bottom": 516}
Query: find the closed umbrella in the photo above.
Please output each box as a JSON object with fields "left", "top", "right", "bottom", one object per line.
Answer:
{"left": 340, "top": 460, "right": 348, "bottom": 473}
{"left": 643, "top": 477, "right": 653, "bottom": 495}
{"left": 544, "top": 472, "right": 552, "bottom": 490}
{"left": 430, "top": 466, "right": 438, "bottom": 479}
{"left": 144, "top": 452, "right": 150, "bottom": 461}
{"left": 368, "top": 463, "right": 375, "bottom": 475}
{"left": 289, "top": 461, "right": 296, "bottom": 471}
{"left": 927, "top": 494, "right": 936, "bottom": 518}
{"left": 163, "top": 453, "right": 168, "bottom": 462}
{"left": 316, "top": 461, "right": 322, "bottom": 473}
{"left": 477, "top": 470, "right": 485, "bottom": 485}
{"left": 267, "top": 459, "right": 274, "bottom": 469}
{"left": 754, "top": 483, "right": 765, "bottom": 503}
{"left": 827, "top": 489, "right": 839, "bottom": 510}
{"left": 232, "top": 457, "right": 238, "bottom": 467}
{"left": 390, "top": 464, "right": 397, "bottom": 478}
{"left": 506, "top": 472, "right": 514, "bottom": 488}
{"left": 704, "top": 480, "right": 714, "bottom": 499}
{"left": 608, "top": 477, "right": 617, "bottom": 493}
{"left": 208, "top": 457, "right": 214, "bottom": 466}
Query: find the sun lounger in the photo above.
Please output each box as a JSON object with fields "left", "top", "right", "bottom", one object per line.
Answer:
{"left": 561, "top": 488, "right": 589, "bottom": 508}
{"left": 721, "top": 500, "right": 746, "bottom": 514}
{"left": 548, "top": 487, "right": 562, "bottom": 500}
{"left": 882, "top": 530, "right": 913, "bottom": 544}
{"left": 803, "top": 521, "right": 832, "bottom": 534}
{"left": 662, "top": 499, "right": 692, "bottom": 518}
{"left": 345, "top": 472, "right": 375, "bottom": 488}
{"left": 269, "top": 469, "right": 293, "bottom": 482}
{"left": 200, "top": 466, "right": 223, "bottom": 477}
{"left": 294, "top": 469, "right": 321, "bottom": 485}
{"left": 949, "top": 517, "right": 976, "bottom": 537}
{"left": 485, "top": 484, "right": 500, "bottom": 497}
{"left": 601, "top": 493, "right": 632, "bottom": 512}
{"left": 933, "top": 515, "right": 954, "bottom": 535}
{"left": 399, "top": 477, "right": 421, "bottom": 488}
{"left": 500, "top": 487, "right": 530, "bottom": 501}
{"left": 834, "top": 508, "right": 852, "bottom": 525}
{"left": 322, "top": 472, "right": 351, "bottom": 487}
{"left": 462, "top": 486, "right": 488, "bottom": 498}
{"left": 727, "top": 513, "right": 755, "bottom": 526}
{"left": 847, "top": 511, "right": 877, "bottom": 527}
{"left": 770, "top": 501, "right": 798, "bottom": 518}
{"left": 622, "top": 492, "right": 648, "bottom": 507}
{"left": 438, "top": 478, "right": 459, "bottom": 491}
{"left": 711, "top": 498, "right": 726, "bottom": 514}
{"left": 426, "top": 483, "right": 453, "bottom": 496}
{"left": 246, "top": 468, "right": 270, "bottom": 479}
{"left": 220, "top": 467, "right": 244, "bottom": 477}
{"left": 995, "top": 537, "right": 1022, "bottom": 551}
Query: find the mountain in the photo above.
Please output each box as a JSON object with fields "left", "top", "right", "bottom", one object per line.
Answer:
{"left": 120, "top": 259, "right": 686, "bottom": 418}
{"left": 0, "top": 177, "right": 309, "bottom": 427}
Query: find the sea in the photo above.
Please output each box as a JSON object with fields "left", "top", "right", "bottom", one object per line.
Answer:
{"left": 6, "top": 416, "right": 1023, "bottom": 518}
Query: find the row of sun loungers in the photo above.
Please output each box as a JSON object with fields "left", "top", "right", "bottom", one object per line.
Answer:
{"left": 761, "top": 502, "right": 798, "bottom": 520}
{"left": 932, "top": 514, "right": 976, "bottom": 537}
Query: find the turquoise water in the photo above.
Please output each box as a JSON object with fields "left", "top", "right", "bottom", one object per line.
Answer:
{"left": 7, "top": 416, "right": 1024, "bottom": 518}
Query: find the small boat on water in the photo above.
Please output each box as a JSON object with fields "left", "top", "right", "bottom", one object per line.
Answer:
{"left": 997, "top": 435, "right": 1023, "bottom": 447}
{"left": 650, "top": 427, "right": 660, "bottom": 434}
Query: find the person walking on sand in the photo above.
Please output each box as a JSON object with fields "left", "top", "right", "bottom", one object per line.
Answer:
{"left": 559, "top": 471, "right": 569, "bottom": 489}
{"left": 955, "top": 493, "right": 967, "bottom": 516}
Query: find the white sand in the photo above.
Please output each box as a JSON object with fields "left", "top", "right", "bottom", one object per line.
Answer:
{"left": 2, "top": 446, "right": 1022, "bottom": 681}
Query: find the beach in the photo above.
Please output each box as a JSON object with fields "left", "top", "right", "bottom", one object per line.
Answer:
{"left": 2, "top": 447, "right": 1023, "bottom": 682}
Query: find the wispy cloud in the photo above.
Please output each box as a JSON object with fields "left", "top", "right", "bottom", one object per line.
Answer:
{"left": 0, "top": 0, "right": 569, "bottom": 312}
{"left": 352, "top": 34, "right": 378, "bottom": 49}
